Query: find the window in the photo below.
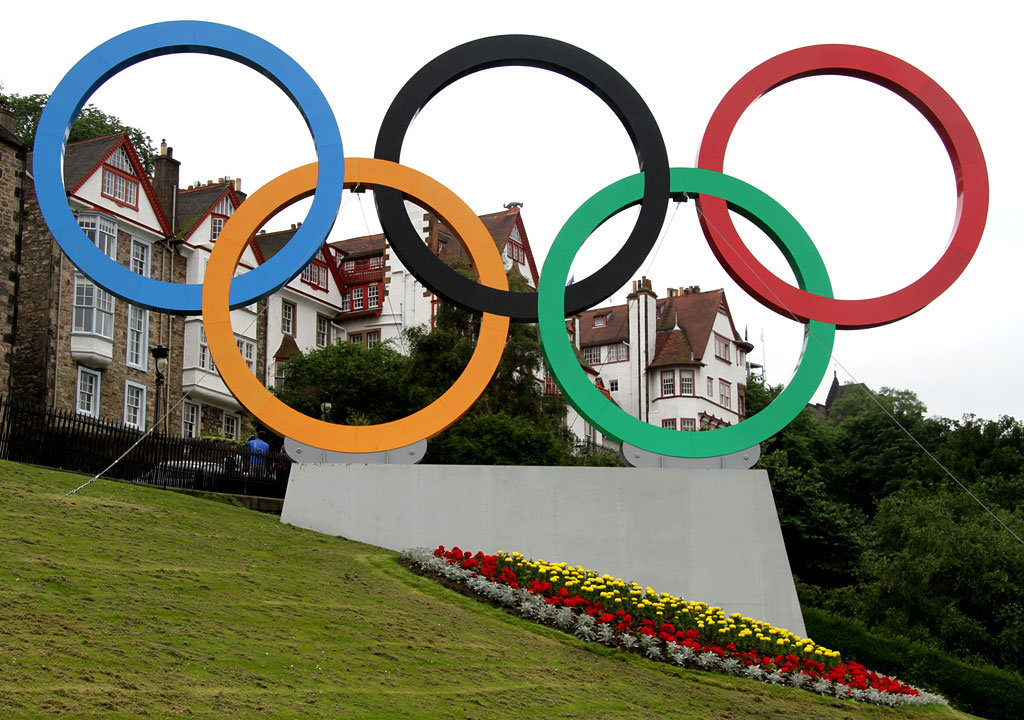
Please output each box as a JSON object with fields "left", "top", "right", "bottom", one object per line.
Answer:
{"left": 236, "top": 336, "right": 256, "bottom": 372}
{"left": 77, "top": 368, "right": 101, "bottom": 417}
{"left": 126, "top": 305, "right": 148, "bottom": 369}
{"left": 316, "top": 316, "right": 329, "bottom": 347}
{"left": 679, "top": 369, "right": 694, "bottom": 396}
{"left": 74, "top": 215, "right": 116, "bottom": 338}
{"left": 182, "top": 402, "right": 200, "bottom": 438}
{"left": 738, "top": 350, "right": 747, "bottom": 368}
{"left": 199, "top": 326, "right": 216, "bottom": 371}
{"left": 74, "top": 275, "right": 114, "bottom": 338}
{"left": 714, "top": 335, "right": 731, "bottom": 362}
{"left": 101, "top": 150, "right": 138, "bottom": 208}
{"left": 341, "top": 292, "right": 350, "bottom": 312}
{"left": 582, "top": 346, "right": 601, "bottom": 364}
{"left": 349, "top": 333, "right": 362, "bottom": 346}
{"left": 108, "top": 146, "right": 133, "bottom": 173}
{"left": 661, "top": 370, "right": 675, "bottom": 397}
{"left": 593, "top": 315, "right": 607, "bottom": 328}
{"left": 681, "top": 418, "right": 696, "bottom": 431}
{"left": 130, "top": 238, "right": 150, "bottom": 277}
{"left": 606, "top": 343, "right": 628, "bottom": 362}
{"left": 353, "top": 287, "right": 364, "bottom": 310}
{"left": 707, "top": 377, "right": 714, "bottom": 396}
{"left": 662, "top": 419, "right": 677, "bottom": 430}
{"left": 719, "top": 380, "right": 732, "bottom": 409}
{"left": 368, "top": 283, "right": 379, "bottom": 308}
{"left": 281, "top": 301, "right": 295, "bottom": 335}
{"left": 366, "top": 331, "right": 380, "bottom": 349}
{"left": 223, "top": 413, "right": 240, "bottom": 440}
{"left": 210, "top": 195, "right": 233, "bottom": 240}
{"left": 124, "top": 382, "right": 146, "bottom": 430}
{"left": 609, "top": 379, "right": 618, "bottom": 392}
{"left": 738, "top": 392, "right": 746, "bottom": 417}
{"left": 506, "top": 241, "right": 525, "bottom": 263}
{"left": 301, "top": 249, "right": 329, "bottom": 290}
{"left": 274, "top": 360, "right": 288, "bottom": 390}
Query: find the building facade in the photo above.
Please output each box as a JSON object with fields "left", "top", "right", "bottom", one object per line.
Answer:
{"left": 0, "top": 109, "right": 25, "bottom": 394}
{"left": 564, "top": 279, "right": 753, "bottom": 447}
{"left": 13, "top": 133, "right": 185, "bottom": 432}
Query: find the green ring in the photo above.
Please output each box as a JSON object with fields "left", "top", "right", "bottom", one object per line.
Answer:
{"left": 538, "top": 168, "right": 835, "bottom": 457}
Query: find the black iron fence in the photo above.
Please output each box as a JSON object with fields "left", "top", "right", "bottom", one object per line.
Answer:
{"left": 0, "top": 395, "right": 290, "bottom": 498}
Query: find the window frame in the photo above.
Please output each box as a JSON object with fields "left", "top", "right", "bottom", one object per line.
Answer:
{"left": 316, "top": 316, "right": 330, "bottom": 347}
{"left": 661, "top": 418, "right": 677, "bottom": 430}
{"left": 76, "top": 367, "right": 101, "bottom": 418}
{"left": 679, "top": 369, "right": 694, "bottom": 396}
{"left": 125, "top": 304, "right": 148, "bottom": 370}
{"left": 714, "top": 334, "right": 731, "bottom": 362}
{"left": 124, "top": 381, "right": 146, "bottom": 430}
{"left": 608, "top": 379, "right": 619, "bottom": 392}
{"left": 223, "top": 413, "right": 240, "bottom": 440}
{"left": 366, "top": 330, "right": 380, "bottom": 349}
{"left": 182, "top": 401, "right": 200, "bottom": 438}
{"left": 236, "top": 335, "right": 256, "bottom": 372}
{"left": 101, "top": 167, "right": 139, "bottom": 209}
{"left": 281, "top": 300, "right": 296, "bottom": 336}
{"left": 719, "top": 379, "right": 732, "bottom": 409}
{"left": 660, "top": 370, "right": 675, "bottom": 397}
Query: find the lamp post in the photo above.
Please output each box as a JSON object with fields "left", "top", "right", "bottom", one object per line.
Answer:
{"left": 151, "top": 345, "right": 169, "bottom": 431}
{"left": 320, "top": 392, "right": 332, "bottom": 422}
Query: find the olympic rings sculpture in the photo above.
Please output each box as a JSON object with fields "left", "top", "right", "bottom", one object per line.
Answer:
{"left": 35, "top": 21, "right": 988, "bottom": 458}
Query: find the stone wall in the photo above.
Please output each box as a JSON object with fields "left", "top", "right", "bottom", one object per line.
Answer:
{"left": 0, "top": 131, "right": 25, "bottom": 394}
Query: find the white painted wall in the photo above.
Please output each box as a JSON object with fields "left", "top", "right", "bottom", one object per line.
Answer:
{"left": 282, "top": 464, "right": 806, "bottom": 636}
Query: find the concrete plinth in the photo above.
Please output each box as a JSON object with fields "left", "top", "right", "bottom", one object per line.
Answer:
{"left": 281, "top": 464, "right": 806, "bottom": 636}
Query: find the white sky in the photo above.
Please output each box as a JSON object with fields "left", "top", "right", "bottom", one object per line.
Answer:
{"left": 4, "top": 0, "right": 1020, "bottom": 423}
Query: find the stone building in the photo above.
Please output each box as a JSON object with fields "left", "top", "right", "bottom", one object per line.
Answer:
{"left": 0, "top": 109, "right": 26, "bottom": 394}
{"left": 13, "top": 133, "right": 184, "bottom": 432}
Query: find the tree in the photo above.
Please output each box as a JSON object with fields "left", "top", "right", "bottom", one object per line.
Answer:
{"left": 0, "top": 89, "right": 157, "bottom": 172}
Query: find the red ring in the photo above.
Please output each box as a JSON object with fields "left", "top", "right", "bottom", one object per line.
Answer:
{"left": 696, "top": 44, "right": 988, "bottom": 329}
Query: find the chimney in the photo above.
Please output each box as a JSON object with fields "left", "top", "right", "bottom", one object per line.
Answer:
{"left": 151, "top": 139, "right": 180, "bottom": 233}
{"left": 0, "top": 108, "right": 16, "bottom": 135}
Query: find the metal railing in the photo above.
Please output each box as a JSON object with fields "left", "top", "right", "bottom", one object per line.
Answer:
{"left": 0, "top": 395, "right": 290, "bottom": 498}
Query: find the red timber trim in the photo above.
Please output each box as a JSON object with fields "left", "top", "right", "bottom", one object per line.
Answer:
{"left": 69, "top": 198, "right": 168, "bottom": 238}
{"left": 179, "top": 185, "right": 243, "bottom": 243}
{"left": 321, "top": 244, "right": 345, "bottom": 293}
{"left": 248, "top": 236, "right": 266, "bottom": 264}
{"left": 680, "top": 417, "right": 697, "bottom": 431}
{"left": 69, "top": 135, "right": 173, "bottom": 237}
{"left": 515, "top": 214, "right": 540, "bottom": 287}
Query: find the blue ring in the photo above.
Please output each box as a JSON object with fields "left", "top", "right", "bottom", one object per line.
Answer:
{"left": 33, "top": 21, "right": 344, "bottom": 314}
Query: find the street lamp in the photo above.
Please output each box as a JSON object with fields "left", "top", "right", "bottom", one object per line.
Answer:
{"left": 320, "top": 392, "right": 332, "bottom": 422}
{"left": 151, "top": 345, "right": 169, "bottom": 431}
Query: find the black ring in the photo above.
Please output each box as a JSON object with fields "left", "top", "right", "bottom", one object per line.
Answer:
{"left": 374, "top": 35, "right": 670, "bottom": 320}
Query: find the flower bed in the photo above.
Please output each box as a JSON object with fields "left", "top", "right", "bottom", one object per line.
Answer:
{"left": 401, "top": 546, "right": 947, "bottom": 708}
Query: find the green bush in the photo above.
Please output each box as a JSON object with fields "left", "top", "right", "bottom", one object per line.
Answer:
{"left": 804, "top": 606, "right": 1024, "bottom": 720}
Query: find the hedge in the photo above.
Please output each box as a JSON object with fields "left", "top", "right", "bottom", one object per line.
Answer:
{"left": 803, "top": 607, "right": 1024, "bottom": 720}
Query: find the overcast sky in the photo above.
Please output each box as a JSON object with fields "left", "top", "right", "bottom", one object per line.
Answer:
{"left": 5, "top": 0, "right": 1020, "bottom": 423}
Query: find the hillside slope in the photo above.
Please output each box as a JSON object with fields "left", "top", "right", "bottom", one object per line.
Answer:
{"left": 0, "top": 461, "right": 979, "bottom": 719}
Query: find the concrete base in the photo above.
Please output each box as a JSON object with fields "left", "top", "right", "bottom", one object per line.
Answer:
{"left": 281, "top": 464, "right": 806, "bottom": 636}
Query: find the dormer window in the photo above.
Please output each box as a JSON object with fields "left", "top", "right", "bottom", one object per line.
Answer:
{"left": 301, "top": 248, "right": 329, "bottom": 290}
{"left": 506, "top": 240, "right": 525, "bottom": 263}
{"left": 101, "top": 146, "right": 138, "bottom": 208}
{"left": 594, "top": 315, "right": 607, "bottom": 328}
{"left": 210, "top": 196, "right": 234, "bottom": 241}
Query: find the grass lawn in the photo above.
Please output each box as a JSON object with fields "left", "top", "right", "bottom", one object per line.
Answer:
{"left": 0, "top": 460, "right": 982, "bottom": 719}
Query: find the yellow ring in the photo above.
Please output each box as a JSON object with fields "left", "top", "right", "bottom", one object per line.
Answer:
{"left": 201, "top": 159, "right": 510, "bottom": 452}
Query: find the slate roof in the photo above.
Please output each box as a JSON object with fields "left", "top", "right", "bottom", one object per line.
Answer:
{"left": 57, "top": 133, "right": 122, "bottom": 188}
{"left": 175, "top": 181, "right": 234, "bottom": 241}
{"left": 576, "top": 305, "right": 629, "bottom": 346}
{"left": 0, "top": 120, "right": 24, "bottom": 149}
{"left": 252, "top": 228, "right": 293, "bottom": 262}
{"left": 330, "top": 233, "right": 387, "bottom": 260}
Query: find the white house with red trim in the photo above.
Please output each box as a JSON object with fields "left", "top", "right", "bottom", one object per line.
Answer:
{"left": 560, "top": 279, "right": 753, "bottom": 448}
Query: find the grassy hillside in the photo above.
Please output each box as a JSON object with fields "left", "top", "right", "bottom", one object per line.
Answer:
{"left": 0, "top": 461, "right": 980, "bottom": 719}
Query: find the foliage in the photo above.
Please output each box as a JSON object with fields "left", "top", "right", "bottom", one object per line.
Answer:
{"left": 751, "top": 372, "right": 1024, "bottom": 681}
{"left": 275, "top": 262, "right": 575, "bottom": 465}
{"left": 830, "top": 489, "right": 1024, "bottom": 675}
{"left": 273, "top": 340, "right": 410, "bottom": 425}
{"left": 804, "top": 606, "right": 1024, "bottom": 720}
{"left": 0, "top": 89, "right": 157, "bottom": 172}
